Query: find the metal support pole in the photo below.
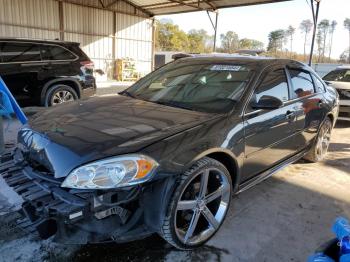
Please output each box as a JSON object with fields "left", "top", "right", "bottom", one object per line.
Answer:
{"left": 213, "top": 11, "right": 218, "bottom": 52}
{"left": 206, "top": 10, "right": 219, "bottom": 53}
{"left": 309, "top": 0, "right": 320, "bottom": 66}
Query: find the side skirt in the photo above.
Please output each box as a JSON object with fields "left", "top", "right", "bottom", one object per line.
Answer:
{"left": 236, "top": 148, "right": 308, "bottom": 194}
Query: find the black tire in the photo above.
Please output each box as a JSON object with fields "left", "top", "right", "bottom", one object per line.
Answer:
{"left": 160, "top": 157, "right": 232, "bottom": 250}
{"left": 303, "top": 117, "right": 333, "bottom": 163}
{"left": 45, "top": 84, "right": 78, "bottom": 106}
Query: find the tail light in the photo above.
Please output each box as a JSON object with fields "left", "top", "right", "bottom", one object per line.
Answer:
{"left": 80, "top": 60, "right": 94, "bottom": 70}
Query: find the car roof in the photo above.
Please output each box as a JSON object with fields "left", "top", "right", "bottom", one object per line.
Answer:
{"left": 174, "top": 54, "right": 306, "bottom": 69}
{"left": 0, "top": 37, "right": 79, "bottom": 46}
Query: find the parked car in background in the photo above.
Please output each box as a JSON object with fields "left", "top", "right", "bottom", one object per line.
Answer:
{"left": 0, "top": 55, "right": 339, "bottom": 250}
{"left": 323, "top": 66, "right": 350, "bottom": 121}
{"left": 0, "top": 38, "right": 96, "bottom": 107}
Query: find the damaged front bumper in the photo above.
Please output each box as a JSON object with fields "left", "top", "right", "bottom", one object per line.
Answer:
{"left": 0, "top": 149, "right": 175, "bottom": 244}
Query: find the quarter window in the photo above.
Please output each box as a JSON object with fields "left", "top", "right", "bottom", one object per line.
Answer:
{"left": 41, "top": 45, "right": 76, "bottom": 61}
{"left": 251, "top": 69, "right": 289, "bottom": 107}
{"left": 0, "top": 42, "right": 41, "bottom": 62}
{"left": 289, "top": 69, "right": 315, "bottom": 98}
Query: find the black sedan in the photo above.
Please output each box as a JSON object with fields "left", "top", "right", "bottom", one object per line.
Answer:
{"left": 0, "top": 55, "right": 339, "bottom": 250}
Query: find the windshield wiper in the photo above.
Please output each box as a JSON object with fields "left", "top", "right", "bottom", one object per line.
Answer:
{"left": 153, "top": 100, "right": 195, "bottom": 111}
{"left": 119, "top": 90, "right": 135, "bottom": 98}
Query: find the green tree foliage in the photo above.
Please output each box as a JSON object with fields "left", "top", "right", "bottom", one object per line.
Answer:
{"left": 155, "top": 20, "right": 211, "bottom": 53}
{"left": 299, "top": 19, "right": 313, "bottom": 57}
{"left": 344, "top": 18, "right": 350, "bottom": 63}
{"left": 155, "top": 20, "right": 189, "bottom": 51}
{"left": 239, "top": 38, "right": 264, "bottom": 50}
{"left": 187, "top": 29, "right": 212, "bottom": 53}
{"left": 267, "top": 29, "right": 285, "bottom": 53}
{"left": 220, "top": 31, "right": 239, "bottom": 53}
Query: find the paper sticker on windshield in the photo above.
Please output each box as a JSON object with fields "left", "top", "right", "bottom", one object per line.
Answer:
{"left": 210, "top": 65, "right": 242, "bottom": 71}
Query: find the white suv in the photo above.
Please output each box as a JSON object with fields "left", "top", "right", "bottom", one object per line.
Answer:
{"left": 323, "top": 66, "right": 350, "bottom": 121}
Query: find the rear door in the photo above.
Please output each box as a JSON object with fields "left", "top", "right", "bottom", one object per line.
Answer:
{"left": 0, "top": 41, "right": 42, "bottom": 105}
{"left": 287, "top": 67, "right": 327, "bottom": 149}
{"left": 242, "top": 66, "right": 297, "bottom": 181}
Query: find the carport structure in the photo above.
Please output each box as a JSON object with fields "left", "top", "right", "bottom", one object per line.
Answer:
{"left": 0, "top": 0, "right": 320, "bottom": 78}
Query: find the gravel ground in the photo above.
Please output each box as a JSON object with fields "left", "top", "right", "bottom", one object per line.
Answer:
{"left": 0, "top": 117, "right": 349, "bottom": 262}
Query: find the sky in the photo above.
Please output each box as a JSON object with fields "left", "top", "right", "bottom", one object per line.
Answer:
{"left": 157, "top": 0, "right": 350, "bottom": 59}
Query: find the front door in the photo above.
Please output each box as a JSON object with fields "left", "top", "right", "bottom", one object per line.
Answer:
{"left": 242, "top": 67, "right": 297, "bottom": 181}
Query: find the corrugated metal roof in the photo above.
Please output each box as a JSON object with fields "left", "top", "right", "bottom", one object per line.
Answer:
{"left": 59, "top": 0, "right": 292, "bottom": 17}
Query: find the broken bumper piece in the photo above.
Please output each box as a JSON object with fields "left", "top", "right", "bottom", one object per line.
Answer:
{"left": 0, "top": 149, "right": 155, "bottom": 244}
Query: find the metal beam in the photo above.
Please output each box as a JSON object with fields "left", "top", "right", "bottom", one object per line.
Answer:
{"left": 55, "top": 0, "right": 150, "bottom": 18}
{"left": 58, "top": 1, "right": 64, "bottom": 40}
{"left": 202, "top": 0, "right": 216, "bottom": 9}
{"left": 105, "top": 0, "right": 120, "bottom": 9}
{"left": 98, "top": 0, "right": 106, "bottom": 8}
{"left": 309, "top": 0, "right": 320, "bottom": 66}
{"left": 166, "top": 0, "right": 214, "bottom": 11}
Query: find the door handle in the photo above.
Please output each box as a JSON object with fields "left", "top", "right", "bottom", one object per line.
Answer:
{"left": 318, "top": 100, "right": 325, "bottom": 107}
{"left": 286, "top": 110, "right": 295, "bottom": 120}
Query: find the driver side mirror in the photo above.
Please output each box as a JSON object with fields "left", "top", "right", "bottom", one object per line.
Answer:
{"left": 251, "top": 95, "right": 283, "bottom": 110}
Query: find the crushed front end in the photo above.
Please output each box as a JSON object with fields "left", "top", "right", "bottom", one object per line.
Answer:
{"left": 0, "top": 148, "right": 173, "bottom": 244}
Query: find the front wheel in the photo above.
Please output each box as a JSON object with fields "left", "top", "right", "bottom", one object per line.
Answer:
{"left": 160, "top": 157, "right": 232, "bottom": 250}
{"left": 304, "top": 117, "right": 333, "bottom": 162}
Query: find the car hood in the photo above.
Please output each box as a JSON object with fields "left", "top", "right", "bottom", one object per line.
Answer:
{"left": 18, "top": 95, "right": 213, "bottom": 178}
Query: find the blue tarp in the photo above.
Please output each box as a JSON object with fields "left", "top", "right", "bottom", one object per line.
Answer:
{"left": 0, "top": 77, "right": 27, "bottom": 124}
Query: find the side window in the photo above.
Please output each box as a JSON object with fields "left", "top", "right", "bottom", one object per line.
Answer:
{"left": 289, "top": 69, "right": 315, "bottom": 99}
{"left": 250, "top": 69, "right": 289, "bottom": 109}
{"left": 0, "top": 42, "right": 41, "bottom": 62}
{"left": 313, "top": 75, "right": 326, "bottom": 92}
{"left": 41, "top": 45, "right": 76, "bottom": 61}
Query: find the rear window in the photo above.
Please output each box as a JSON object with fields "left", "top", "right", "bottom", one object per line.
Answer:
{"left": 41, "top": 45, "right": 76, "bottom": 61}
{"left": 0, "top": 42, "right": 41, "bottom": 62}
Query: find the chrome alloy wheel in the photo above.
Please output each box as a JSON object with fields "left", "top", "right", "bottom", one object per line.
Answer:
{"left": 316, "top": 120, "right": 332, "bottom": 159}
{"left": 174, "top": 168, "right": 231, "bottom": 245}
{"left": 51, "top": 90, "right": 75, "bottom": 105}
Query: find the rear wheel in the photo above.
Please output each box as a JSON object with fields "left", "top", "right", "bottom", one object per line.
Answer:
{"left": 304, "top": 117, "right": 333, "bottom": 162}
{"left": 160, "top": 157, "right": 232, "bottom": 250}
{"left": 45, "top": 84, "right": 78, "bottom": 106}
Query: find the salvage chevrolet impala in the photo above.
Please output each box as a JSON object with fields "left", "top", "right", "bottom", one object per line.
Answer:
{"left": 0, "top": 55, "right": 339, "bottom": 249}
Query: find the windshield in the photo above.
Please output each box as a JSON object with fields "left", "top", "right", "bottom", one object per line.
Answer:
{"left": 123, "top": 61, "right": 253, "bottom": 113}
{"left": 323, "top": 69, "right": 350, "bottom": 82}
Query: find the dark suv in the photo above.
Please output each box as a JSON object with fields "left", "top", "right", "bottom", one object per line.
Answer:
{"left": 0, "top": 38, "right": 96, "bottom": 107}
{"left": 0, "top": 56, "right": 339, "bottom": 250}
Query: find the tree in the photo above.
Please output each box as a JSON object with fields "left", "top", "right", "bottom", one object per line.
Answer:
{"left": 187, "top": 29, "right": 211, "bottom": 53}
{"left": 316, "top": 30, "right": 323, "bottom": 62}
{"left": 239, "top": 38, "right": 264, "bottom": 50}
{"left": 267, "top": 29, "right": 285, "bottom": 53}
{"left": 344, "top": 18, "right": 350, "bottom": 63}
{"left": 318, "top": 19, "right": 330, "bottom": 62}
{"left": 155, "top": 21, "right": 189, "bottom": 51}
{"left": 299, "top": 19, "right": 313, "bottom": 58}
{"left": 286, "top": 25, "right": 296, "bottom": 56}
{"left": 220, "top": 31, "right": 239, "bottom": 53}
{"left": 328, "top": 20, "right": 337, "bottom": 60}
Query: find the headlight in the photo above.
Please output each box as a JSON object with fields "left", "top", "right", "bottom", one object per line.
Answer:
{"left": 61, "top": 155, "right": 158, "bottom": 189}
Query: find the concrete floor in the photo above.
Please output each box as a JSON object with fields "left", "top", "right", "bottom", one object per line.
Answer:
{"left": 0, "top": 115, "right": 349, "bottom": 262}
